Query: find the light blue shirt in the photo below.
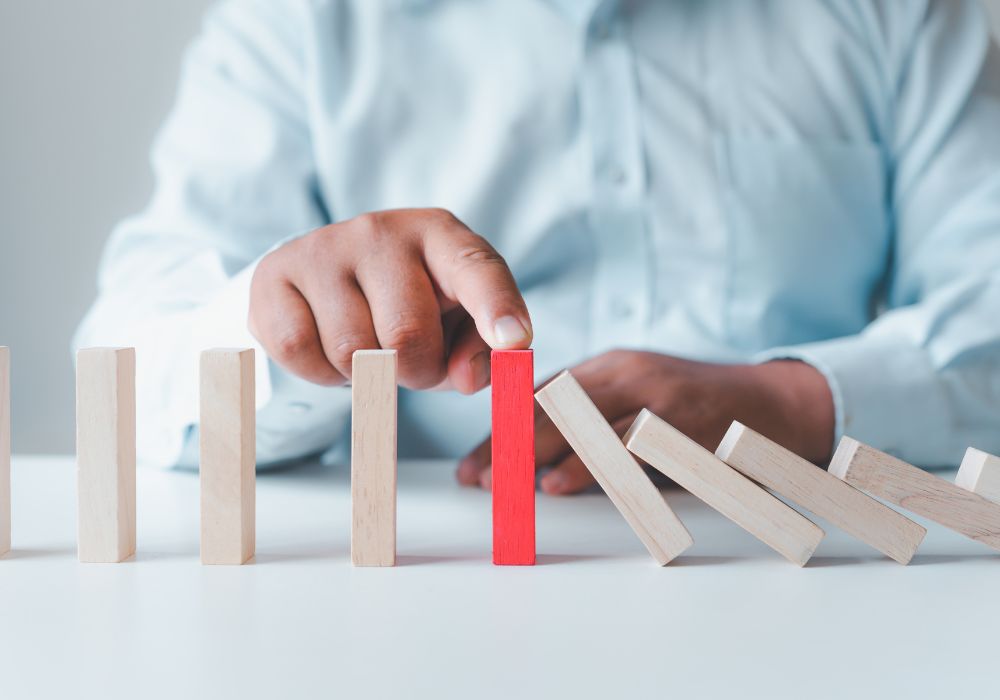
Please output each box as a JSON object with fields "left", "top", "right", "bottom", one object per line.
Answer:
{"left": 75, "top": 0, "right": 1000, "bottom": 469}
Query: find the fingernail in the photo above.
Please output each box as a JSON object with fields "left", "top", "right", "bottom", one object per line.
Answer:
{"left": 479, "top": 467, "right": 493, "bottom": 490}
{"left": 492, "top": 316, "right": 530, "bottom": 348}
{"left": 456, "top": 455, "right": 481, "bottom": 485}
{"left": 543, "top": 471, "right": 568, "bottom": 495}
{"left": 469, "top": 351, "right": 491, "bottom": 389}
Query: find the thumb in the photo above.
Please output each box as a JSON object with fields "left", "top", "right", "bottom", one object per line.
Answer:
{"left": 421, "top": 212, "right": 533, "bottom": 350}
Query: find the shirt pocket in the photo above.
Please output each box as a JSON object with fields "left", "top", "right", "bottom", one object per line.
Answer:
{"left": 714, "top": 135, "right": 890, "bottom": 352}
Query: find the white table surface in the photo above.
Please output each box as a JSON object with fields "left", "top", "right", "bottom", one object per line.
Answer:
{"left": 1, "top": 455, "right": 998, "bottom": 699}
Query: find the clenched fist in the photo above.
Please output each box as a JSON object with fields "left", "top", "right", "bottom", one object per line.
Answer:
{"left": 249, "top": 208, "right": 532, "bottom": 392}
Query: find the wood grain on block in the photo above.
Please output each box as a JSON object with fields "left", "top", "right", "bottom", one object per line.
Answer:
{"left": 351, "top": 350, "right": 397, "bottom": 567}
{"left": 955, "top": 448, "right": 1000, "bottom": 504}
{"left": 76, "top": 347, "right": 136, "bottom": 563}
{"left": 716, "top": 422, "right": 925, "bottom": 564}
{"left": 0, "top": 347, "right": 9, "bottom": 557}
{"left": 491, "top": 350, "right": 535, "bottom": 565}
{"left": 624, "top": 410, "right": 824, "bottom": 566}
{"left": 200, "top": 349, "right": 255, "bottom": 565}
{"left": 535, "top": 372, "right": 692, "bottom": 565}
{"left": 829, "top": 437, "right": 1000, "bottom": 551}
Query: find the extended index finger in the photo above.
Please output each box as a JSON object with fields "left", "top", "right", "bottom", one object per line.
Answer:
{"left": 419, "top": 211, "right": 533, "bottom": 350}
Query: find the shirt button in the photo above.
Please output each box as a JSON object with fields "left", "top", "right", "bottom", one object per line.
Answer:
{"left": 610, "top": 298, "right": 634, "bottom": 319}
{"left": 607, "top": 163, "right": 627, "bottom": 185}
{"left": 288, "top": 401, "right": 312, "bottom": 415}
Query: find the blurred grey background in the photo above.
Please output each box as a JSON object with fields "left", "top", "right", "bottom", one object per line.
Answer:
{"left": 2, "top": 1, "right": 1000, "bottom": 454}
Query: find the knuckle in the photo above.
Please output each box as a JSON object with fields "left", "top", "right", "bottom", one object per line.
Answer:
{"left": 452, "top": 241, "right": 506, "bottom": 268}
{"left": 380, "top": 316, "right": 430, "bottom": 354}
{"left": 300, "top": 228, "right": 327, "bottom": 260}
{"left": 351, "top": 210, "right": 381, "bottom": 233}
{"left": 604, "top": 348, "right": 629, "bottom": 362}
{"left": 272, "top": 325, "right": 315, "bottom": 364}
{"left": 606, "top": 348, "right": 643, "bottom": 373}
{"left": 290, "top": 228, "right": 326, "bottom": 262}
{"left": 424, "top": 207, "right": 459, "bottom": 226}
{"left": 635, "top": 350, "right": 665, "bottom": 376}
{"left": 251, "top": 252, "right": 283, "bottom": 290}
{"left": 380, "top": 315, "right": 446, "bottom": 389}
{"left": 351, "top": 211, "right": 395, "bottom": 247}
{"left": 325, "top": 332, "right": 374, "bottom": 369}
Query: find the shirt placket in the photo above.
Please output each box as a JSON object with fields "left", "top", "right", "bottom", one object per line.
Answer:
{"left": 580, "top": 1, "right": 650, "bottom": 353}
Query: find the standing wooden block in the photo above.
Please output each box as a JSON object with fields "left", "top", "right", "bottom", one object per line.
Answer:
{"left": 830, "top": 437, "right": 1000, "bottom": 552}
{"left": 716, "top": 422, "right": 925, "bottom": 564}
{"left": 351, "top": 350, "right": 397, "bottom": 567}
{"left": 624, "top": 410, "right": 824, "bottom": 566}
{"left": 955, "top": 447, "right": 1000, "bottom": 503}
{"left": 535, "top": 372, "right": 693, "bottom": 565}
{"left": 491, "top": 350, "right": 535, "bottom": 565}
{"left": 0, "top": 347, "right": 9, "bottom": 557}
{"left": 76, "top": 347, "right": 136, "bottom": 563}
{"left": 200, "top": 348, "right": 255, "bottom": 565}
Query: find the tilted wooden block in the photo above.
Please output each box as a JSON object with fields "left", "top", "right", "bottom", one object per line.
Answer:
{"left": 624, "top": 410, "right": 824, "bottom": 566}
{"left": 535, "top": 372, "right": 692, "bottom": 565}
{"left": 76, "top": 347, "right": 136, "bottom": 563}
{"left": 830, "top": 437, "right": 1000, "bottom": 552}
{"left": 491, "top": 350, "right": 535, "bottom": 565}
{"left": 955, "top": 447, "right": 1000, "bottom": 504}
{"left": 200, "top": 348, "right": 255, "bottom": 565}
{"left": 0, "top": 347, "right": 9, "bottom": 557}
{"left": 351, "top": 350, "right": 398, "bottom": 567}
{"left": 716, "top": 422, "right": 925, "bottom": 564}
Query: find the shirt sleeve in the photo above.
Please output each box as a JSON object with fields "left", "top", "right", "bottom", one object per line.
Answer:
{"left": 73, "top": 0, "right": 351, "bottom": 468}
{"left": 757, "top": 0, "right": 1000, "bottom": 467}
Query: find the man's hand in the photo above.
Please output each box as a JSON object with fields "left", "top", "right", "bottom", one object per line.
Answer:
{"left": 457, "top": 350, "right": 835, "bottom": 495}
{"left": 249, "top": 208, "right": 532, "bottom": 392}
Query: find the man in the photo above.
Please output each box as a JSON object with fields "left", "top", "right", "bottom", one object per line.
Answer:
{"left": 76, "top": 0, "right": 1000, "bottom": 495}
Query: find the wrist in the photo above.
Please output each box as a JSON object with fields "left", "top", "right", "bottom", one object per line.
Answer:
{"left": 748, "top": 360, "right": 835, "bottom": 463}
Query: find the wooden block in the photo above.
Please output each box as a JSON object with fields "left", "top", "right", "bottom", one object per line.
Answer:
{"left": 200, "top": 348, "right": 255, "bottom": 565}
{"left": 624, "top": 409, "right": 824, "bottom": 566}
{"left": 351, "top": 350, "right": 397, "bottom": 567}
{"left": 829, "top": 437, "right": 1000, "bottom": 551}
{"left": 76, "top": 347, "right": 136, "bottom": 563}
{"left": 716, "top": 422, "right": 925, "bottom": 564}
{"left": 491, "top": 350, "right": 535, "bottom": 565}
{"left": 0, "top": 347, "right": 9, "bottom": 557}
{"left": 535, "top": 372, "right": 693, "bottom": 565}
{"left": 955, "top": 447, "right": 1000, "bottom": 503}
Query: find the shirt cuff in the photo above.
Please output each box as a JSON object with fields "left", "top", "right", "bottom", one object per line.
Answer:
{"left": 182, "top": 240, "right": 353, "bottom": 467}
{"left": 186, "top": 231, "right": 309, "bottom": 415}
{"left": 754, "top": 332, "right": 951, "bottom": 464}
{"left": 187, "top": 259, "right": 273, "bottom": 409}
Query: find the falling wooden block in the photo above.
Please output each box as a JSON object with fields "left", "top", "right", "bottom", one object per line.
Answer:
{"left": 535, "top": 372, "right": 693, "bottom": 565}
{"left": 0, "top": 347, "right": 9, "bottom": 557}
{"left": 716, "top": 422, "right": 925, "bottom": 564}
{"left": 76, "top": 347, "right": 136, "bottom": 563}
{"left": 200, "top": 348, "right": 255, "bottom": 565}
{"left": 830, "top": 437, "right": 1000, "bottom": 552}
{"left": 491, "top": 350, "right": 535, "bottom": 565}
{"left": 955, "top": 447, "right": 1000, "bottom": 504}
{"left": 624, "top": 409, "right": 824, "bottom": 566}
{"left": 351, "top": 350, "right": 397, "bottom": 567}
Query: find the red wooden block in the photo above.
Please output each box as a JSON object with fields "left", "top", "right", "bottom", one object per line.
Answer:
{"left": 491, "top": 349, "right": 535, "bottom": 565}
